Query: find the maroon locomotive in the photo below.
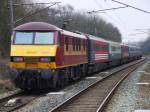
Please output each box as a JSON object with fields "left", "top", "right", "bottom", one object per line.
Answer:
{"left": 10, "top": 22, "right": 142, "bottom": 90}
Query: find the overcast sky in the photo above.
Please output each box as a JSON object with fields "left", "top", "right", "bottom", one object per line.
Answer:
{"left": 38, "top": 0, "right": 150, "bottom": 43}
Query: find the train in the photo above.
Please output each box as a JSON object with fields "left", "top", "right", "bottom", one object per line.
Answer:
{"left": 9, "top": 22, "right": 142, "bottom": 90}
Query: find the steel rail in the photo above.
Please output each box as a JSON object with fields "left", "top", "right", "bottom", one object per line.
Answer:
{"left": 50, "top": 58, "right": 146, "bottom": 112}
{"left": 0, "top": 58, "right": 145, "bottom": 112}
{"left": 6, "top": 96, "right": 37, "bottom": 112}
{"left": 96, "top": 60, "right": 146, "bottom": 112}
{"left": 0, "top": 90, "right": 45, "bottom": 112}
{"left": 0, "top": 90, "right": 25, "bottom": 112}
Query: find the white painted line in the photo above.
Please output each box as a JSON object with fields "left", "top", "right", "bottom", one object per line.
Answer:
{"left": 138, "top": 71, "right": 146, "bottom": 73}
{"left": 136, "top": 82, "right": 150, "bottom": 86}
{"left": 86, "top": 77, "right": 97, "bottom": 79}
{"left": 134, "top": 110, "right": 150, "bottom": 112}
{"left": 100, "top": 72, "right": 109, "bottom": 74}
{"left": 86, "top": 76, "right": 102, "bottom": 79}
{"left": 47, "top": 92, "right": 66, "bottom": 95}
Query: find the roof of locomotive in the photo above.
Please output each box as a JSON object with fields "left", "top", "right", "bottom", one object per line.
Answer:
{"left": 14, "top": 22, "right": 87, "bottom": 39}
{"left": 14, "top": 22, "right": 62, "bottom": 31}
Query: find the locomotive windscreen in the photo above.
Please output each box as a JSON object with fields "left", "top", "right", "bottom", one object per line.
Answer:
{"left": 14, "top": 32, "right": 54, "bottom": 45}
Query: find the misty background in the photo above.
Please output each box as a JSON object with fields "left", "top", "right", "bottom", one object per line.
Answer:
{"left": 0, "top": 0, "right": 150, "bottom": 56}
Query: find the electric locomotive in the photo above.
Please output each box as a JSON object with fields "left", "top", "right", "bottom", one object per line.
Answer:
{"left": 10, "top": 22, "right": 88, "bottom": 89}
{"left": 9, "top": 22, "right": 142, "bottom": 90}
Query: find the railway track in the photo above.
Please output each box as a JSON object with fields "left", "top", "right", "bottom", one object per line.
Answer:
{"left": 0, "top": 58, "right": 146, "bottom": 112}
{"left": 50, "top": 58, "right": 146, "bottom": 112}
{"left": 0, "top": 90, "right": 47, "bottom": 112}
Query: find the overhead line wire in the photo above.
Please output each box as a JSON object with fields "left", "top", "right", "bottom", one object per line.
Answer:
{"left": 91, "top": 0, "right": 125, "bottom": 26}
{"left": 111, "top": 0, "right": 150, "bottom": 15}
{"left": 88, "top": 6, "right": 128, "bottom": 13}
{"left": 92, "top": 0, "right": 129, "bottom": 37}
{"left": 105, "top": 2, "right": 132, "bottom": 38}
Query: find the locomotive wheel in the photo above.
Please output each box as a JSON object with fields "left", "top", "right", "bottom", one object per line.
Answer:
{"left": 72, "top": 66, "right": 80, "bottom": 81}
{"left": 82, "top": 64, "right": 87, "bottom": 77}
{"left": 70, "top": 67, "right": 75, "bottom": 81}
{"left": 64, "top": 68, "right": 69, "bottom": 86}
{"left": 52, "top": 68, "right": 70, "bottom": 89}
{"left": 52, "top": 71, "right": 58, "bottom": 88}
{"left": 72, "top": 67, "right": 77, "bottom": 81}
{"left": 52, "top": 70, "right": 64, "bottom": 89}
{"left": 58, "top": 69, "right": 65, "bottom": 88}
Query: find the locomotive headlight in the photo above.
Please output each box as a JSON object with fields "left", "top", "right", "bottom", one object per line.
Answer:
{"left": 12, "top": 57, "right": 24, "bottom": 62}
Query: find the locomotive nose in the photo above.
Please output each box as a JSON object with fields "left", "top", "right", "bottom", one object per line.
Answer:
{"left": 11, "top": 45, "right": 57, "bottom": 57}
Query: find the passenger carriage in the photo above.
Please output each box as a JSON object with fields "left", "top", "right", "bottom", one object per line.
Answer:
{"left": 129, "top": 45, "right": 142, "bottom": 60}
{"left": 108, "top": 41, "right": 122, "bottom": 66}
{"left": 87, "top": 35, "right": 109, "bottom": 72}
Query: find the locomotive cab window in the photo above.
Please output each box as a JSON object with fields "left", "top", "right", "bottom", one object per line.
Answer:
{"left": 14, "top": 31, "right": 54, "bottom": 44}
{"left": 14, "top": 32, "right": 33, "bottom": 44}
{"left": 35, "top": 32, "right": 54, "bottom": 44}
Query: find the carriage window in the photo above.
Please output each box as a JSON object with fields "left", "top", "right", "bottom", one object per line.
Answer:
{"left": 83, "top": 40, "right": 86, "bottom": 51}
{"left": 117, "top": 47, "right": 120, "bottom": 51}
{"left": 72, "top": 38, "right": 75, "bottom": 51}
{"left": 65, "top": 37, "right": 69, "bottom": 51}
{"left": 14, "top": 32, "right": 33, "bottom": 44}
{"left": 111, "top": 46, "right": 116, "bottom": 51}
{"left": 79, "top": 39, "right": 81, "bottom": 51}
{"left": 35, "top": 32, "right": 54, "bottom": 44}
{"left": 76, "top": 39, "right": 78, "bottom": 51}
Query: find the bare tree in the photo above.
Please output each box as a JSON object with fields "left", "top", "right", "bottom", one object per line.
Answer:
{"left": 0, "top": 1, "right": 122, "bottom": 56}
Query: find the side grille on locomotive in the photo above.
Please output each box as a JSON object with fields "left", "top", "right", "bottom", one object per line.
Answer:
{"left": 11, "top": 57, "right": 55, "bottom": 62}
{"left": 24, "top": 57, "right": 39, "bottom": 62}
{"left": 24, "top": 57, "right": 55, "bottom": 62}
